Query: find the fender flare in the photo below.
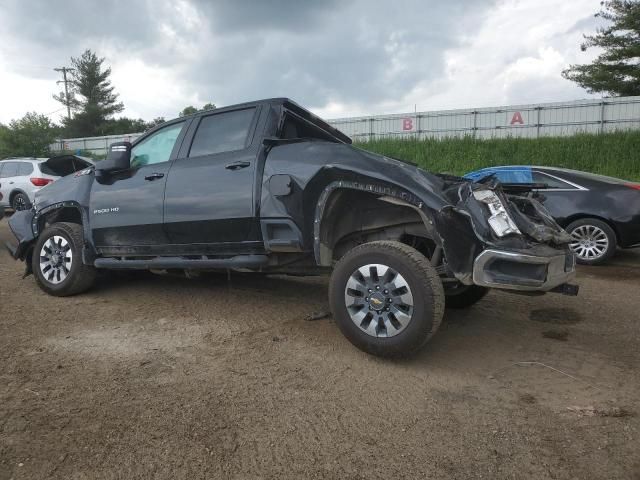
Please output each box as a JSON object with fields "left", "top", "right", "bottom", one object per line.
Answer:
{"left": 35, "top": 201, "right": 97, "bottom": 263}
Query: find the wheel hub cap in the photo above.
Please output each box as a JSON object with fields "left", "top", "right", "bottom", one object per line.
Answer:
{"left": 569, "top": 225, "right": 609, "bottom": 260}
{"left": 39, "top": 235, "right": 72, "bottom": 284}
{"left": 344, "top": 264, "right": 414, "bottom": 338}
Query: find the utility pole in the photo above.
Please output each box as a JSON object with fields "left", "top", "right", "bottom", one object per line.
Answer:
{"left": 54, "top": 67, "right": 74, "bottom": 120}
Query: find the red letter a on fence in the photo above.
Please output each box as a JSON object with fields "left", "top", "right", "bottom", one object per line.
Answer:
{"left": 510, "top": 112, "right": 524, "bottom": 125}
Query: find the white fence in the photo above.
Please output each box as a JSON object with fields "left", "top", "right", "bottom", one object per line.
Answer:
{"left": 51, "top": 95, "right": 640, "bottom": 156}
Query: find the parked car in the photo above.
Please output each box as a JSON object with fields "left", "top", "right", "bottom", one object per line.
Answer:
{"left": 0, "top": 156, "right": 94, "bottom": 211}
{"left": 7, "top": 98, "right": 577, "bottom": 357}
{"left": 465, "top": 166, "right": 640, "bottom": 265}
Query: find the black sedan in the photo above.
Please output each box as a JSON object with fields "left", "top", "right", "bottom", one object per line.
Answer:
{"left": 465, "top": 166, "right": 640, "bottom": 265}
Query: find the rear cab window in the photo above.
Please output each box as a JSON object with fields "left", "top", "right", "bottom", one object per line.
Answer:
{"left": 188, "top": 108, "right": 256, "bottom": 158}
{"left": 279, "top": 112, "right": 341, "bottom": 143}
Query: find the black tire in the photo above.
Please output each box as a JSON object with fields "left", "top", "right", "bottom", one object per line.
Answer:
{"left": 329, "top": 241, "right": 445, "bottom": 358}
{"left": 445, "top": 284, "right": 489, "bottom": 309}
{"left": 32, "top": 222, "right": 97, "bottom": 296}
{"left": 11, "top": 192, "right": 30, "bottom": 211}
{"left": 566, "top": 218, "right": 617, "bottom": 266}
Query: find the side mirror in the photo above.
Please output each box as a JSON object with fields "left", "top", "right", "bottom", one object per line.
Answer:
{"left": 97, "top": 142, "right": 132, "bottom": 173}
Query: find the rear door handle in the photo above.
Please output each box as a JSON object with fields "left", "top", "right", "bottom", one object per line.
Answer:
{"left": 144, "top": 173, "right": 165, "bottom": 181}
{"left": 225, "top": 161, "right": 251, "bottom": 170}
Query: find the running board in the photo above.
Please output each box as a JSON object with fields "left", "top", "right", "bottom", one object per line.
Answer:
{"left": 93, "top": 255, "right": 269, "bottom": 270}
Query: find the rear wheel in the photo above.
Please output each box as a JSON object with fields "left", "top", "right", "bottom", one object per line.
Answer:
{"left": 566, "top": 218, "right": 616, "bottom": 265}
{"left": 11, "top": 192, "right": 30, "bottom": 211}
{"left": 329, "top": 241, "right": 444, "bottom": 358}
{"left": 32, "top": 222, "right": 97, "bottom": 296}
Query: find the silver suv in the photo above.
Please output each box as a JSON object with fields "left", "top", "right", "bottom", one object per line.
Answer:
{"left": 0, "top": 156, "right": 93, "bottom": 211}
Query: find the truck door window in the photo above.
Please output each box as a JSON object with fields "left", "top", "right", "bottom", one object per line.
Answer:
{"left": 188, "top": 108, "right": 256, "bottom": 158}
{"left": 130, "top": 122, "right": 184, "bottom": 168}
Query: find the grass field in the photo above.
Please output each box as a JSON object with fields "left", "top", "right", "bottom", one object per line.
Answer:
{"left": 357, "top": 130, "right": 640, "bottom": 181}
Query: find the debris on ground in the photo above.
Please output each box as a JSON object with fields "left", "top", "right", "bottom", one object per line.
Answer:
{"left": 304, "top": 310, "right": 331, "bottom": 321}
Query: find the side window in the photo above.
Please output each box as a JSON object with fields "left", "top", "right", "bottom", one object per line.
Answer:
{"left": 130, "top": 122, "right": 185, "bottom": 168}
{"left": 0, "top": 162, "right": 18, "bottom": 178}
{"left": 18, "top": 162, "right": 34, "bottom": 176}
{"left": 188, "top": 108, "right": 255, "bottom": 158}
{"left": 532, "top": 172, "right": 576, "bottom": 189}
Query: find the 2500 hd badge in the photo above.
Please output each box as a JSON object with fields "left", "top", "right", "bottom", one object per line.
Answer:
{"left": 6, "top": 98, "right": 578, "bottom": 358}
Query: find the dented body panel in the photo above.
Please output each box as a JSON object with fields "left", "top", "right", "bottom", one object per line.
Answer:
{"left": 7, "top": 97, "right": 576, "bottom": 294}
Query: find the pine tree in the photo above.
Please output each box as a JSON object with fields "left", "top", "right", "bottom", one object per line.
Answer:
{"left": 56, "top": 50, "right": 124, "bottom": 136}
{"left": 562, "top": 1, "right": 640, "bottom": 96}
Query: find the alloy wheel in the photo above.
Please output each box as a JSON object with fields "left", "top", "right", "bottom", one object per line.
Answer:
{"left": 39, "top": 235, "right": 73, "bottom": 284}
{"left": 344, "top": 263, "right": 414, "bottom": 338}
{"left": 13, "top": 195, "right": 27, "bottom": 211}
{"left": 569, "top": 224, "right": 609, "bottom": 261}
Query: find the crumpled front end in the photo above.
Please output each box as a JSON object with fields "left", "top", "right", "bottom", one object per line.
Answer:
{"left": 432, "top": 176, "right": 577, "bottom": 293}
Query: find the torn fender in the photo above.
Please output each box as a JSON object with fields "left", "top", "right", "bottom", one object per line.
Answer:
{"left": 6, "top": 209, "right": 36, "bottom": 262}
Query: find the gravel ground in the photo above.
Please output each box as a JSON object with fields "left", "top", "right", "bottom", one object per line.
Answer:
{"left": 0, "top": 219, "right": 639, "bottom": 479}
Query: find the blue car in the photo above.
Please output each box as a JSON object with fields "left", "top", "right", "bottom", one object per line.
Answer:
{"left": 464, "top": 166, "right": 640, "bottom": 265}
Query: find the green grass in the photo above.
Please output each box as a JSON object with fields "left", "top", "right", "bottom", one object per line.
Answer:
{"left": 357, "top": 131, "right": 640, "bottom": 181}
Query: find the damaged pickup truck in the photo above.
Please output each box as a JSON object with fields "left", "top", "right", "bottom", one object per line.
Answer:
{"left": 6, "top": 98, "right": 578, "bottom": 357}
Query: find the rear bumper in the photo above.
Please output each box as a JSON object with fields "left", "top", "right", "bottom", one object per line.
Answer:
{"left": 473, "top": 248, "right": 576, "bottom": 292}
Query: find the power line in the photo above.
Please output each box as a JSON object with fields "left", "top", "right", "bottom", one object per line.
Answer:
{"left": 54, "top": 67, "right": 74, "bottom": 120}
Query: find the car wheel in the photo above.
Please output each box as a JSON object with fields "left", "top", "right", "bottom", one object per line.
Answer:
{"left": 329, "top": 241, "right": 445, "bottom": 358}
{"left": 11, "top": 192, "right": 30, "bottom": 211}
{"left": 32, "top": 222, "right": 97, "bottom": 296}
{"left": 445, "top": 283, "right": 489, "bottom": 309}
{"left": 566, "top": 218, "right": 617, "bottom": 265}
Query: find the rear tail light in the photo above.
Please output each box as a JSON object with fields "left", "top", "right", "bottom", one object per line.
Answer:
{"left": 625, "top": 183, "right": 640, "bottom": 190}
{"left": 30, "top": 177, "right": 54, "bottom": 187}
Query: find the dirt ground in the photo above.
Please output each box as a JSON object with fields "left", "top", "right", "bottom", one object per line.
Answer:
{"left": 0, "top": 219, "right": 639, "bottom": 480}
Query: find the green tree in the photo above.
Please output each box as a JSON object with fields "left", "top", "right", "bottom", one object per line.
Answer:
{"left": 0, "top": 112, "right": 60, "bottom": 158}
{"left": 179, "top": 105, "right": 198, "bottom": 117}
{"left": 99, "top": 117, "right": 149, "bottom": 135}
{"left": 178, "top": 103, "right": 216, "bottom": 117}
{"left": 562, "top": 0, "right": 640, "bottom": 96}
{"left": 145, "top": 117, "right": 166, "bottom": 130}
{"left": 56, "top": 49, "right": 124, "bottom": 137}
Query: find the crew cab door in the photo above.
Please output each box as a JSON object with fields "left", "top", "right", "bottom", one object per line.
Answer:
{"left": 90, "top": 121, "right": 188, "bottom": 252}
{"left": 163, "top": 107, "right": 261, "bottom": 250}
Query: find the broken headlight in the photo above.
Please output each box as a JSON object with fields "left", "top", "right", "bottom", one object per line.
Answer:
{"left": 472, "top": 189, "right": 521, "bottom": 237}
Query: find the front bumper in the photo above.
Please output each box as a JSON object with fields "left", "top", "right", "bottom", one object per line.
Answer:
{"left": 473, "top": 248, "right": 576, "bottom": 292}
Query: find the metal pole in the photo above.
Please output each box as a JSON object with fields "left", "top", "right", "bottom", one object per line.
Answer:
{"left": 599, "top": 100, "right": 606, "bottom": 134}
{"left": 54, "top": 67, "right": 74, "bottom": 120}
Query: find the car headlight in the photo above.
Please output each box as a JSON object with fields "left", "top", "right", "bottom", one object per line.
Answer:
{"left": 472, "top": 189, "right": 521, "bottom": 237}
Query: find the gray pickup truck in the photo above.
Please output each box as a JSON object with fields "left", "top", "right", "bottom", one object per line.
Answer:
{"left": 6, "top": 98, "right": 577, "bottom": 357}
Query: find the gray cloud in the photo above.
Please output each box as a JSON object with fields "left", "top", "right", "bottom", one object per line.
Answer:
{"left": 0, "top": 0, "right": 598, "bottom": 123}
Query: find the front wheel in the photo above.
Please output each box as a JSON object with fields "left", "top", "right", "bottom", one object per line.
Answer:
{"left": 32, "top": 222, "right": 97, "bottom": 296}
{"left": 329, "top": 241, "right": 445, "bottom": 358}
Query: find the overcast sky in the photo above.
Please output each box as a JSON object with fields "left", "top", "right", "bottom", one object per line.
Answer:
{"left": 0, "top": 0, "right": 603, "bottom": 124}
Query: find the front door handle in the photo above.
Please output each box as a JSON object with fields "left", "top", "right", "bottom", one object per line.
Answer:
{"left": 225, "top": 161, "right": 251, "bottom": 171}
{"left": 144, "top": 173, "right": 165, "bottom": 181}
